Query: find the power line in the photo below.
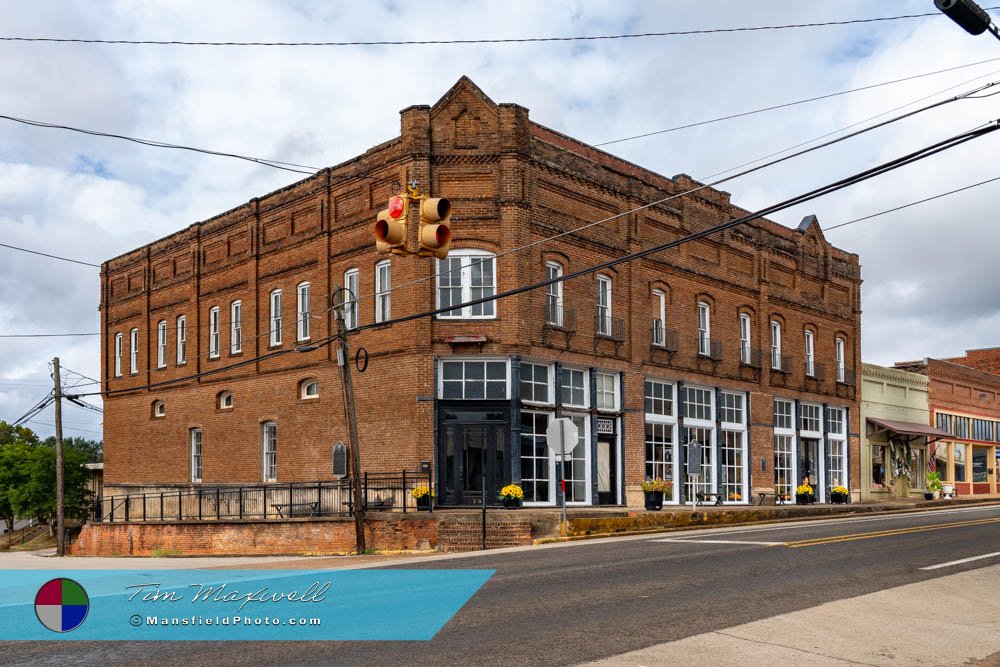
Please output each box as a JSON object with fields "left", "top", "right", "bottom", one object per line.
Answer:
{"left": 0, "top": 333, "right": 100, "bottom": 338}
{"left": 2, "top": 9, "right": 997, "bottom": 47}
{"left": 0, "top": 114, "right": 320, "bottom": 175}
{"left": 73, "top": 120, "right": 998, "bottom": 399}
{"left": 0, "top": 241, "right": 100, "bottom": 268}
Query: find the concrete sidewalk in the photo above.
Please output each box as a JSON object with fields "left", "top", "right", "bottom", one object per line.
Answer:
{"left": 582, "top": 564, "right": 1000, "bottom": 667}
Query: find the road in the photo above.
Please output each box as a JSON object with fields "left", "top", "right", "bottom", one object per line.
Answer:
{"left": 3, "top": 504, "right": 1000, "bottom": 666}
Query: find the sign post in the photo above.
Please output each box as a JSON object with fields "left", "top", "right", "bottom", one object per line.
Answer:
{"left": 546, "top": 418, "right": 579, "bottom": 538}
{"left": 686, "top": 439, "right": 703, "bottom": 512}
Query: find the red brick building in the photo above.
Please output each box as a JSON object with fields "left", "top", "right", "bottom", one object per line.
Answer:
{"left": 100, "top": 77, "right": 862, "bottom": 508}
{"left": 896, "top": 354, "right": 1000, "bottom": 497}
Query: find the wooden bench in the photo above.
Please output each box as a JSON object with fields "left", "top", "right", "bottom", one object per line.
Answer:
{"left": 695, "top": 492, "right": 725, "bottom": 506}
{"left": 271, "top": 502, "right": 320, "bottom": 518}
{"left": 754, "top": 492, "right": 787, "bottom": 506}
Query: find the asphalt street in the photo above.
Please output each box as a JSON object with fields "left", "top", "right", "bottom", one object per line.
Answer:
{"left": 3, "top": 504, "right": 999, "bottom": 666}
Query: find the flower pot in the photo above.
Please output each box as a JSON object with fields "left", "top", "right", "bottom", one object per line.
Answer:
{"left": 796, "top": 493, "right": 815, "bottom": 505}
{"left": 942, "top": 484, "right": 954, "bottom": 499}
{"left": 644, "top": 491, "right": 664, "bottom": 511}
{"left": 831, "top": 494, "right": 847, "bottom": 504}
{"left": 501, "top": 497, "right": 522, "bottom": 509}
{"left": 923, "top": 492, "right": 934, "bottom": 500}
{"left": 416, "top": 496, "right": 431, "bottom": 511}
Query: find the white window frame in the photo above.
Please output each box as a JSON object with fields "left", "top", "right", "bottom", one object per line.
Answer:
{"left": 436, "top": 250, "right": 497, "bottom": 319}
{"left": 129, "top": 328, "right": 139, "bottom": 374}
{"left": 521, "top": 410, "right": 556, "bottom": 506}
{"left": 826, "top": 406, "right": 848, "bottom": 491}
{"left": 836, "top": 338, "right": 846, "bottom": 383}
{"left": 805, "top": 330, "right": 815, "bottom": 377}
{"left": 191, "top": 428, "right": 203, "bottom": 483}
{"left": 263, "top": 421, "right": 277, "bottom": 482}
{"left": 269, "top": 289, "right": 282, "bottom": 346}
{"left": 375, "top": 260, "right": 391, "bottom": 324}
{"left": 344, "top": 269, "right": 359, "bottom": 330}
{"left": 152, "top": 400, "right": 165, "bottom": 418}
{"left": 156, "top": 320, "right": 167, "bottom": 368}
{"left": 438, "top": 358, "right": 511, "bottom": 400}
{"left": 652, "top": 289, "right": 666, "bottom": 347}
{"left": 595, "top": 371, "right": 620, "bottom": 412}
{"left": 209, "top": 306, "right": 220, "bottom": 358}
{"left": 697, "top": 302, "right": 711, "bottom": 356}
{"left": 301, "top": 379, "right": 319, "bottom": 399}
{"left": 564, "top": 413, "right": 592, "bottom": 505}
{"left": 800, "top": 401, "right": 825, "bottom": 501}
{"left": 546, "top": 262, "right": 563, "bottom": 326}
{"left": 596, "top": 274, "right": 612, "bottom": 336}
{"left": 771, "top": 321, "right": 782, "bottom": 370}
{"left": 520, "top": 361, "right": 554, "bottom": 406}
{"left": 739, "top": 313, "right": 751, "bottom": 365}
{"left": 230, "top": 301, "right": 242, "bottom": 354}
{"left": 114, "top": 332, "right": 123, "bottom": 377}
{"left": 219, "top": 391, "right": 233, "bottom": 410}
{"left": 297, "top": 282, "right": 311, "bottom": 341}
{"left": 719, "top": 391, "right": 748, "bottom": 504}
{"left": 176, "top": 316, "right": 186, "bottom": 364}
{"left": 644, "top": 378, "right": 678, "bottom": 503}
{"left": 560, "top": 367, "right": 589, "bottom": 409}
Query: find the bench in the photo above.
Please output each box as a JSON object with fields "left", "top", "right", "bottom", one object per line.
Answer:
{"left": 271, "top": 502, "right": 319, "bottom": 518}
{"left": 755, "top": 492, "right": 787, "bottom": 506}
{"left": 694, "top": 492, "right": 725, "bottom": 506}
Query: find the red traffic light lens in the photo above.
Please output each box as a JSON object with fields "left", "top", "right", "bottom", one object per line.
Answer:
{"left": 388, "top": 195, "right": 405, "bottom": 219}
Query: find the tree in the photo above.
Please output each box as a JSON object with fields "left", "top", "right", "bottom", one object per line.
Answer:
{"left": 0, "top": 422, "right": 38, "bottom": 545}
{"left": 42, "top": 436, "right": 103, "bottom": 463}
{"left": 12, "top": 446, "right": 92, "bottom": 536}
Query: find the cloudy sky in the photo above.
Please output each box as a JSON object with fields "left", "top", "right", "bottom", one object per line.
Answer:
{"left": 2, "top": 0, "right": 999, "bottom": 439}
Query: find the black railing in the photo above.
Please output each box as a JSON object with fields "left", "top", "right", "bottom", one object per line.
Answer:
{"left": 544, "top": 302, "right": 576, "bottom": 332}
{"left": 806, "top": 361, "right": 826, "bottom": 381}
{"left": 697, "top": 337, "right": 723, "bottom": 361}
{"left": 596, "top": 315, "right": 625, "bottom": 342}
{"left": 741, "top": 347, "right": 763, "bottom": 369}
{"left": 839, "top": 369, "right": 856, "bottom": 386}
{"left": 93, "top": 469, "right": 435, "bottom": 523}
{"left": 652, "top": 320, "right": 679, "bottom": 351}
{"left": 771, "top": 353, "right": 793, "bottom": 374}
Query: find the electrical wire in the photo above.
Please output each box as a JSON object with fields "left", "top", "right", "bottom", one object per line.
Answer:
{"left": 0, "top": 332, "right": 100, "bottom": 338}
{"left": 2, "top": 8, "right": 997, "bottom": 47}
{"left": 69, "top": 119, "right": 999, "bottom": 399}
{"left": 0, "top": 241, "right": 100, "bottom": 268}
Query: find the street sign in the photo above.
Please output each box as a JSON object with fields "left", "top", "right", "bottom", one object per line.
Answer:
{"left": 686, "top": 440, "right": 703, "bottom": 477}
{"left": 546, "top": 418, "right": 579, "bottom": 460}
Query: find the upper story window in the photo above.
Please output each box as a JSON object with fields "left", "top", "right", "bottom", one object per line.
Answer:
{"left": 560, "top": 367, "right": 589, "bottom": 409}
{"left": 191, "top": 429, "right": 203, "bottom": 483}
{"left": 300, "top": 379, "right": 319, "bottom": 399}
{"left": 596, "top": 372, "right": 619, "bottom": 411}
{"left": 269, "top": 289, "right": 282, "bottom": 346}
{"left": 697, "top": 302, "right": 711, "bottom": 356}
{"left": 129, "top": 328, "right": 139, "bottom": 374}
{"left": 652, "top": 289, "right": 666, "bottom": 346}
{"left": 440, "top": 359, "right": 508, "bottom": 400}
{"left": 644, "top": 379, "right": 675, "bottom": 418}
{"left": 176, "top": 316, "right": 186, "bottom": 364}
{"left": 262, "top": 421, "right": 277, "bottom": 482}
{"left": 152, "top": 400, "right": 165, "bottom": 418}
{"left": 770, "top": 321, "right": 782, "bottom": 369}
{"left": 596, "top": 275, "right": 612, "bottom": 336}
{"left": 973, "top": 418, "right": 993, "bottom": 442}
{"left": 375, "top": 260, "right": 391, "bottom": 323}
{"left": 344, "top": 269, "right": 359, "bottom": 330}
{"left": 219, "top": 391, "right": 234, "bottom": 410}
{"left": 156, "top": 320, "right": 167, "bottom": 368}
{"left": 114, "top": 332, "right": 123, "bottom": 377}
{"left": 954, "top": 416, "right": 970, "bottom": 439}
{"left": 800, "top": 403, "right": 821, "bottom": 433}
{"left": 685, "top": 386, "right": 713, "bottom": 421}
{"left": 231, "top": 301, "right": 242, "bottom": 354}
{"left": 804, "top": 330, "right": 815, "bottom": 377}
{"left": 545, "top": 262, "right": 563, "bottom": 326}
{"left": 774, "top": 398, "right": 794, "bottom": 430}
{"left": 520, "top": 362, "right": 552, "bottom": 404}
{"left": 297, "top": 282, "right": 311, "bottom": 341}
{"left": 209, "top": 306, "right": 220, "bottom": 358}
{"left": 835, "top": 338, "right": 846, "bottom": 382}
{"left": 828, "top": 407, "right": 846, "bottom": 436}
{"left": 719, "top": 392, "right": 744, "bottom": 425}
{"left": 437, "top": 251, "right": 496, "bottom": 319}
{"left": 935, "top": 412, "right": 953, "bottom": 434}
{"left": 739, "top": 313, "right": 751, "bottom": 365}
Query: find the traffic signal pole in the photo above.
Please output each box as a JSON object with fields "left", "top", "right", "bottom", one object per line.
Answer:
{"left": 333, "top": 290, "right": 366, "bottom": 555}
{"left": 936, "top": 0, "right": 1000, "bottom": 42}
{"left": 52, "top": 357, "right": 65, "bottom": 557}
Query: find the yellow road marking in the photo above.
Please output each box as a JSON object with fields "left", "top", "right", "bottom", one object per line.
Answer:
{"left": 781, "top": 517, "right": 1000, "bottom": 548}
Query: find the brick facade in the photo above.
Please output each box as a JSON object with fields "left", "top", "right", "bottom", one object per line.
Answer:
{"left": 101, "top": 77, "right": 862, "bottom": 508}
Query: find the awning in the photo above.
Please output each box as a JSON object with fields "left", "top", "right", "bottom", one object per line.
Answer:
{"left": 866, "top": 417, "right": 950, "bottom": 443}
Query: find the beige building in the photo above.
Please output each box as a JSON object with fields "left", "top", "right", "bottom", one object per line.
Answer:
{"left": 860, "top": 363, "right": 946, "bottom": 500}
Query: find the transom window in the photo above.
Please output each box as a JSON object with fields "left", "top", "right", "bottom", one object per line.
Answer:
{"left": 441, "top": 360, "right": 508, "bottom": 400}
{"left": 684, "top": 386, "right": 713, "bottom": 421}
{"left": 973, "top": 418, "right": 993, "bottom": 441}
{"left": 596, "top": 372, "right": 619, "bottom": 411}
{"left": 644, "top": 379, "right": 674, "bottom": 417}
{"left": 520, "top": 362, "right": 552, "bottom": 404}
{"left": 800, "top": 403, "right": 821, "bottom": 433}
{"left": 719, "top": 392, "right": 744, "bottom": 424}
{"left": 935, "top": 412, "right": 953, "bottom": 434}
{"left": 774, "top": 399, "right": 794, "bottom": 430}
{"left": 437, "top": 251, "right": 496, "bottom": 319}
{"left": 560, "top": 368, "right": 588, "bottom": 408}
{"left": 954, "top": 416, "right": 970, "bottom": 439}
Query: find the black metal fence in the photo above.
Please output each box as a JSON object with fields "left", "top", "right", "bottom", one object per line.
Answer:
{"left": 94, "top": 469, "right": 434, "bottom": 523}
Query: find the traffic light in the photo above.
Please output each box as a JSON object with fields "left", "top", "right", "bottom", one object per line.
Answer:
{"left": 935, "top": 0, "right": 992, "bottom": 35}
{"left": 374, "top": 194, "right": 408, "bottom": 254}
{"left": 418, "top": 197, "right": 452, "bottom": 259}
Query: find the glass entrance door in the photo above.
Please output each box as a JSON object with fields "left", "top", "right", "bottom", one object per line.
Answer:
{"left": 597, "top": 435, "right": 617, "bottom": 505}
{"left": 800, "top": 437, "right": 822, "bottom": 501}
{"left": 439, "top": 408, "right": 509, "bottom": 505}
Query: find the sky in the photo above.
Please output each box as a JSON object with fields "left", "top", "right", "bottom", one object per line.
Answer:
{"left": 1, "top": 0, "right": 1000, "bottom": 439}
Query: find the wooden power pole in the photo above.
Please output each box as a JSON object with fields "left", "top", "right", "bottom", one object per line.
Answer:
{"left": 333, "top": 289, "right": 366, "bottom": 555}
{"left": 52, "top": 357, "right": 65, "bottom": 557}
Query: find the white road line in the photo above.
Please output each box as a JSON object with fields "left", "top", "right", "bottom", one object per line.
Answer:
{"left": 919, "top": 552, "right": 1000, "bottom": 571}
{"left": 653, "top": 539, "right": 785, "bottom": 546}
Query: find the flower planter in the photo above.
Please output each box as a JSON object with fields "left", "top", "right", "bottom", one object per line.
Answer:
{"left": 416, "top": 496, "right": 432, "bottom": 511}
{"left": 501, "top": 497, "right": 522, "bottom": 509}
{"left": 923, "top": 492, "right": 934, "bottom": 500}
{"left": 831, "top": 494, "right": 848, "bottom": 505}
{"left": 795, "top": 493, "right": 815, "bottom": 505}
{"left": 644, "top": 491, "right": 664, "bottom": 511}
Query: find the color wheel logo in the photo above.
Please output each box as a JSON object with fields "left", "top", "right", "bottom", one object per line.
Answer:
{"left": 35, "top": 578, "right": 89, "bottom": 633}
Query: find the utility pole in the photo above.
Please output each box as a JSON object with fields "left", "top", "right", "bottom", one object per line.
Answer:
{"left": 52, "top": 357, "right": 65, "bottom": 557}
{"left": 333, "top": 288, "right": 366, "bottom": 555}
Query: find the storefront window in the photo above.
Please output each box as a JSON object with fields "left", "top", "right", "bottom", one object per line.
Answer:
{"left": 972, "top": 447, "right": 988, "bottom": 483}
{"left": 720, "top": 430, "right": 744, "bottom": 502}
{"left": 684, "top": 427, "right": 714, "bottom": 500}
{"left": 872, "top": 445, "right": 887, "bottom": 487}
{"left": 774, "top": 435, "right": 794, "bottom": 500}
{"left": 645, "top": 422, "right": 673, "bottom": 484}
{"left": 564, "top": 415, "right": 590, "bottom": 503}
{"left": 520, "top": 412, "right": 551, "bottom": 503}
{"left": 934, "top": 444, "right": 949, "bottom": 481}
{"left": 954, "top": 444, "right": 966, "bottom": 482}
{"left": 909, "top": 448, "right": 926, "bottom": 489}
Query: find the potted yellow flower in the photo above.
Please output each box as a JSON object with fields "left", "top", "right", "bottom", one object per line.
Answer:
{"left": 830, "top": 485, "right": 849, "bottom": 504}
{"left": 795, "top": 483, "right": 814, "bottom": 505}
{"left": 498, "top": 484, "right": 524, "bottom": 509}
{"left": 641, "top": 478, "right": 672, "bottom": 510}
{"left": 411, "top": 485, "right": 434, "bottom": 511}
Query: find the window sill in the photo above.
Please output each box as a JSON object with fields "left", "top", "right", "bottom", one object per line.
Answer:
{"left": 229, "top": 351, "right": 243, "bottom": 358}
{"left": 208, "top": 354, "right": 221, "bottom": 361}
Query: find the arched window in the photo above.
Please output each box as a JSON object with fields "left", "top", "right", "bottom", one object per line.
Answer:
{"left": 218, "top": 391, "right": 234, "bottom": 410}
{"left": 300, "top": 379, "right": 319, "bottom": 399}
{"left": 152, "top": 400, "right": 165, "bottom": 418}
